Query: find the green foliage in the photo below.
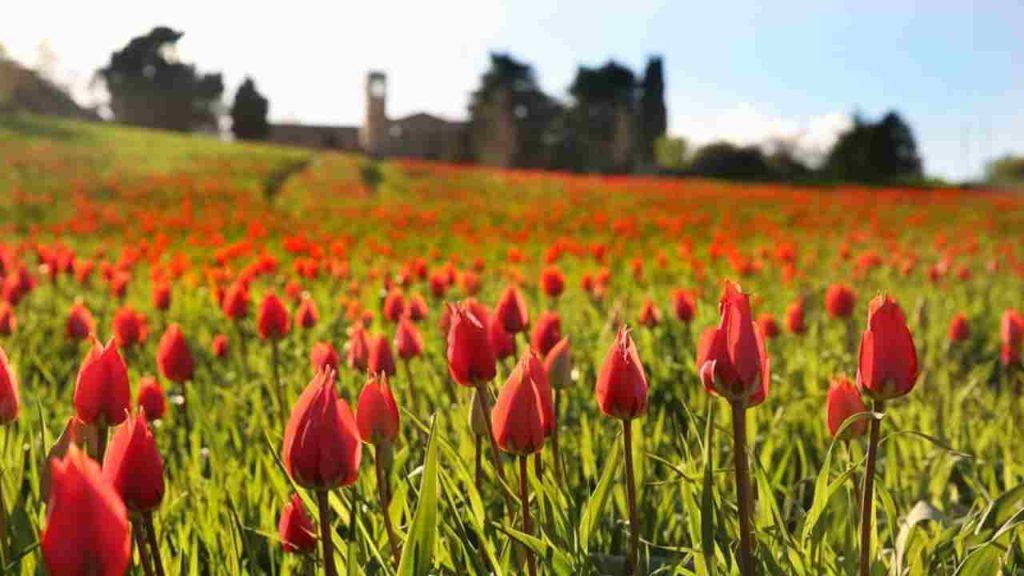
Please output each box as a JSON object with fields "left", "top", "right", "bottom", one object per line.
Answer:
{"left": 654, "top": 136, "right": 688, "bottom": 170}
{"left": 985, "top": 155, "right": 1024, "bottom": 187}
{"left": 231, "top": 77, "right": 270, "bottom": 141}
{"left": 824, "top": 111, "right": 923, "bottom": 183}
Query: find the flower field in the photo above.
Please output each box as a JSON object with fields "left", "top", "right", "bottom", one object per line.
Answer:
{"left": 1, "top": 114, "right": 1024, "bottom": 575}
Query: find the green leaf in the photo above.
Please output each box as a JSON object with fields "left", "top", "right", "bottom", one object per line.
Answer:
{"left": 976, "top": 483, "right": 1024, "bottom": 534}
{"left": 397, "top": 417, "right": 440, "bottom": 576}
{"left": 579, "top": 436, "right": 621, "bottom": 554}
{"left": 700, "top": 404, "right": 716, "bottom": 576}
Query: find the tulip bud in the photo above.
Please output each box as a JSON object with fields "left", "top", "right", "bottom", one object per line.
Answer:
{"left": 157, "top": 323, "right": 194, "bottom": 383}
{"left": 672, "top": 289, "right": 696, "bottom": 324}
{"left": 111, "top": 306, "right": 147, "bottom": 348}
{"left": 857, "top": 295, "right": 918, "bottom": 400}
{"left": 541, "top": 266, "right": 565, "bottom": 299}
{"left": 211, "top": 334, "right": 229, "bottom": 358}
{"left": 395, "top": 316, "right": 424, "bottom": 360}
{"left": 295, "top": 294, "right": 319, "bottom": 329}
{"left": 0, "top": 301, "right": 16, "bottom": 336}
{"left": 596, "top": 327, "right": 649, "bottom": 420}
{"left": 346, "top": 322, "right": 370, "bottom": 371}
{"left": 406, "top": 294, "right": 429, "bottom": 322}
{"left": 153, "top": 281, "right": 171, "bottom": 311}
{"left": 495, "top": 285, "right": 529, "bottom": 334}
{"left": 367, "top": 334, "right": 397, "bottom": 377}
{"left": 310, "top": 342, "right": 340, "bottom": 374}
{"left": 279, "top": 494, "right": 318, "bottom": 554}
{"left": 531, "top": 311, "right": 562, "bottom": 356}
{"left": 826, "top": 376, "right": 868, "bottom": 439}
{"left": 825, "top": 284, "right": 856, "bottom": 319}
{"left": 282, "top": 370, "right": 361, "bottom": 490}
{"left": 544, "top": 337, "right": 572, "bottom": 390}
{"left": 42, "top": 446, "right": 131, "bottom": 576}
{"left": 66, "top": 300, "right": 95, "bottom": 341}
{"left": 639, "top": 299, "right": 661, "bottom": 328}
{"left": 0, "top": 345, "right": 18, "bottom": 424}
{"left": 492, "top": 353, "right": 546, "bottom": 455}
{"left": 1000, "top": 310, "right": 1023, "bottom": 368}
{"left": 446, "top": 302, "right": 497, "bottom": 386}
{"left": 758, "top": 313, "right": 780, "bottom": 339}
{"left": 785, "top": 298, "right": 806, "bottom": 335}
{"left": 222, "top": 281, "right": 250, "bottom": 320}
{"left": 258, "top": 293, "right": 291, "bottom": 341}
{"left": 103, "top": 412, "right": 165, "bottom": 512}
{"left": 524, "top": 349, "right": 555, "bottom": 436}
{"left": 383, "top": 290, "right": 405, "bottom": 323}
{"left": 948, "top": 313, "right": 970, "bottom": 345}
{"left": 697, "top": 281, "right": 771, "bottom": 407}
{"left": 356, "top": 373, "right": 400, "bottom": 445}
{"left": 489, "top": 314, "right": 517, "bottom": 361}
{"left": 136, "top": 376, "right": 167, "bottom": 421}
{"left": 74, "top": 338, "right": 131, "bottom": 427}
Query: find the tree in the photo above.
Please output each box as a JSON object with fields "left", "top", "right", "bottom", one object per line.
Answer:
{"left": 824, "top": 111, "right": 923, "bottom": 182}
{"left": 986, "top": 155, "right": 1024, "bottom": 187}
{"left": 230, "top": 77, "right": 269, "bottom": 140}
{"left": 654, "top": 136, "right": 687, "bottom": 171}
{"left": 690, "top": 142, "right": 773, "bottom": 180}
{"left": 568, "top": 61, "right": 637, "bottom": 173}
{"left": 99, "top": 27, "right": 223, "bottom": 132}
{"left": 639, "top": 56, "right": 667, "bottom": 164}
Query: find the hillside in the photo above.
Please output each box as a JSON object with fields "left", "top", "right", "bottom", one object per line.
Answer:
{"left": 0, "top": 58, "right": 98, "bottom": 120}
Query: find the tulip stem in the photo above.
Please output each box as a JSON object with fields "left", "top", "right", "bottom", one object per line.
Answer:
{"left": 519, "top": 456, "right": 537, "bottom": 576}
{"left": 552, "top": 390, "right": 562, "bottom": 484}
{"left": 375, "top": 445, "right": 401, "bottom": 566}
{"left": 317, "top": 490, "right": 338, "bottom": 576}
{"left": 235, "top": 322, "right": 249, "bottom": 378}
{"left": 858, "top": 401, "right": 884, "bottom": 576}
{"left": 402, "top": 359, "right": 417, "bottom": 409}
{"left": 730, "top": 401, "right": 754, "bottom": 576}
{"left": 272, "top": 339, "right": 286, "bottom": 424}
{"left": 474, "top": 434, "right": 483, "bottom": 487}
{"left": 143, "top": 511, "right": 166, "bottom": 576}
{"left": 474, "top": 381, "right": 516, "bottom": 524}
{"left": 0, "top": 467, "right": 8, "bottom": 566}
{"left": 622, "top": 418, "right": 640, "bottom": 576}
{"left": 134, "top": 518, "right": 155, "bottom": 576}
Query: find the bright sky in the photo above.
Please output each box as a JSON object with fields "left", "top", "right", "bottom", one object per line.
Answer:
{"left": 3, "top": 0, "right": 1022, "bottom": 181}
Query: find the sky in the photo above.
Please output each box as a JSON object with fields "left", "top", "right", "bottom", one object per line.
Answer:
{"left": 2, "top": 0, "right": 1022, "bottom": 181}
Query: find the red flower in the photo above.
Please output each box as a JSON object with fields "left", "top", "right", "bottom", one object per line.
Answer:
{"left": 74, "top": 338, "right": 131, "bottom": 426}
{"left": 531, "top": 311, "right": 562, "bottom": 356}
{"left": 495, "top": 285, "right": 529, "bottom": 334}
{"left": 136, "top": 376, "right": 166, "bottom": 420}
{"left": 211, "top": 334, "right": 229, "bottom": 358}
{"left": 152, "top": 281, "right": 171, "bottom": 311}
{"left": 1000, "top": 309, "right": 1022, "bottom": 368}
{"left": 258, "top": 293, "right": 291, "bottom": 341}
{"left": 638, "top": 299, "right": 661, "bottom": 328}
{"left": 826, "top": 375, "right": 867, "bottom": 438}
{"left": 489, "top": 314, "right": 517, "bottom": 361}
{"left": 544, "top": 337, "right": 572, "bottom": 390}
{"left": 279, "top": 494, "right": 318, "bottom": 554}
{"left": 282, "top": 369, "right": 361, "bottom": 490}
{"left": 103, "top": 412, "right": 165, "bottom": 512}
{"left": 0, "top": 301, "right": 16, "bottom": 335}
{"left": 0, "top": 345, "right": 18, "bottom": 424}
{"left": 857, "top": 295, "right": 918, "bottom": 400}
{"left": 383, "top": 290, "right": 405, "bottom": 323}
{"left": 367, "top": 334, "right": 397, "bottom": 377}
{"left": 406, "top": 294, "right": 429, "bottom": 322}
{"left": 66, "top": 301, "right": 95, "bottom": 341}
{"left": 697, "top": 282, "right": 770, "bottom": 407}
{"left": 785, "top": 298, "right": 806, "bottom": 335}
{"left": 346, "top": 323, "right": 370, "bottom": 371}
{"left": 492, "top": 352, "right": 546, "bottom": 455}
{"left": 948, "top": 313, "right": 970, "bottom": 344}
{"left": 595, "top": 327, "right": 648, "bottom": 420}
{"left": 825, "top": 284, "right": 856, "bottom": 319}
{"left": 295, "top": 295, "right": 320, "bottom": 329}
{"left": 310, "top": 342, "right": 340, "bottom": 373}
{"left": 356, "top": 373, "right": 400, "bottom": 445}
{"left": 222, "top": 281, "right": 250, "bottom": 320}
{"left": 446, "top": 302, "right": 497, "bottom": 386}
{"left": 111, "top": 306, "right": 147, "bottom": 348}
{"left": 157, "top": 323, "right": 194, "bottom": 383}
{"left": 525, "top": 349, "right": 555, "bottom": 436}
{"left": 394, "top": 316, "right": 424, "bottom": 360}
{"left": 757, "top": 313, "right": 780, "bottom": 339}
{"left": 42, "top": 446, "right": 131, "bottom": 576}
{"left": 541, "top": 266, "right": 565, "bottom": 299}
{"left": 672, "top": 289, "right": 696, "bottom": 324}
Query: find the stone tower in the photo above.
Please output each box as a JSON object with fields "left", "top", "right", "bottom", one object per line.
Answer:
{"left": 360, "top": 71, "right": 388, "bottom": 157}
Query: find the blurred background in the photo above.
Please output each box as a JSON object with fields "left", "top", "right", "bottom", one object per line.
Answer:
{"left": 1, "top": 0, "right": 1022, "bottom": 187}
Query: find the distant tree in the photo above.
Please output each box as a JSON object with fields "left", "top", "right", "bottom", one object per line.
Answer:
{"left": 654, "top": 136, "right": 688, "bottom": 170}
{"left": 824, "top": 111, "right": 922, "bottom": 182}
{"left": 986, "top": 155, "right": 1024, "bottom": 187}
{"left": 230, "top": 77, "right": 269, "bottom": 140}
{"left": 690, "top": 142, "right": 773, "bottom": 180}
{"left": 568, "top": 61, "right": 637, "bottom": 173}
{"left": 639, "top": 56, "right": 667, "bottom": 164}
{"left": 98, "top": 27, "right": 223, "bottom": 132}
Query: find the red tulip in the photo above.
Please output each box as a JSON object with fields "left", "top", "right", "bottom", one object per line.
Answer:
{"left": 826, "top": 376, "right": 868, "bottom": 438}
{"left": 153, "top": 281, "right": 171, "bottom": 311}
{"left": 406, "top": 294, "right": 429, "bottom": 322}
{"left": 948, "top": 313, "right": 970, "bottom": 344}
{"left": 697, "top": 281, "right": 771, "bottom": 407}
{"left": 67, "top": 301, "right": 95, "bottom": 341}
{"left": 136, "top": 376, "right": 166, "bottom": 420}
{"left": 857, "top": 295, "right": 918, "bottom": 400}
{"left": 1000, "top": 309, "right": 1022, "bottom": 368}
{"left": 310, "top": 342, "right": 340, "bottom": 373}
{"left": 103, "top": 412, "right": 165, "bottom": 512}
{"left": 367, "top": 334, "right": 397, "bottom": 377}
{"left": 394, "top": 316, "right": 424, "bottom": 360}
{"left": 492, "top": 352, "right": 546, "bottom": 455}
{"left": 757, "top": 313, "right": 780, "bottom": 339}
{"left": 346, "top": 323, "right": 370, "bottom": 371}
{"left": 295, "top": 295, "right": 320, "bottom": 329}
{"left": 258, "top": 293, "right": 291, "bottom": 340}
{"left": 211, "top": 334, "right": 229, "bottom": 358}
{"left": 42, "top": 446, "right": 131, "bottom": 576}
{"left": 157, "top": 324, "right": 194, "bottom": 383}
{"left": 74, "top": 338, "right": 131, "bottom": 426}
{"left": 544, "top": 337, "right": 572, "bottom": 390}
{"left": 0, "top": 344, "right": 18, "bottom": 424}
{"left": 222, "top": 281, "right": 250, "bottom": 320}
{"left": 111, "top": 306, "right": 147, "bottom": 348}
{"left": 279, "top": 494, "right": 318, "bottom": 554}
{"left": 785, "top": 298, "right": 806, "bottom": 335}
{"left": 639, "top": 299, "right": 661, "bottom": 328}
{"left": 531, "top": 311, "right": 562, "bottom": 356}
{"left": 495, "top": 285, "right": 529, "bottom": 334}
{"left": 825, "top": 284, "right": 856, "bottom": 319}
{"left": 525, "top": 349, "right": 555, "bottom": 436}
{"left": 672, "top": 289, "right": 696, "bottom": 324}
{"left": 541, "top": 266, "right": 565, "bottom": 299}
{"left": 0, "top": 301, "right": 15, "bottom": 335}
{"left": 356, "top": 373, "right": 400, "bottom": 445}
{"left": 595, "top": 327, "right": 648, "bottom": 420}
{"left": 446, "top": 302, "right": 497, "bottom": 386}
{"left": 282, "top": 369, "right": 361, "bottom": 490}
{"left": 489, "top": 314, "right": 517, "bottom": 361}
{"left": 383, "top": 290, "right": 405, "bottom": 323}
